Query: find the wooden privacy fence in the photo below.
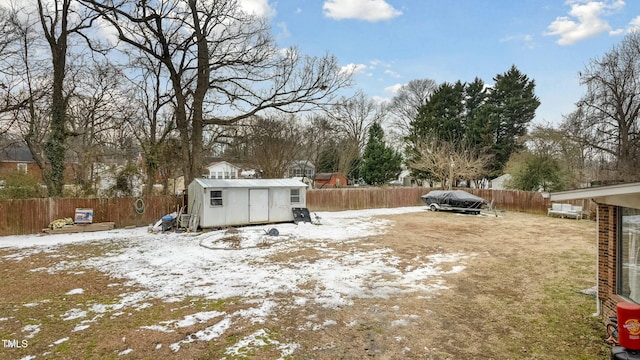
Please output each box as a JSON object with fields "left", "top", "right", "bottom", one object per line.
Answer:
{"left": 306, "top": 187, "right": 595, "bottom": 217}
{"left": 0, "top": 188, "right": 594, "bottom": 236}
{"left": 306, "top": 187, "right": 425, "bottom": 211}
{"left": 0, "top": 195, "right": 183, "bottom": 236}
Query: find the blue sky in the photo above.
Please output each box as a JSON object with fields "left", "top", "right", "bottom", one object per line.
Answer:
{"left": 244, "top": 0, "right": 640, "bottom": 126}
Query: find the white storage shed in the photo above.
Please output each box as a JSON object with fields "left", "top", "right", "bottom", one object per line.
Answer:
{"left": 187, "top": 178, "right": 307, "bottom": 228}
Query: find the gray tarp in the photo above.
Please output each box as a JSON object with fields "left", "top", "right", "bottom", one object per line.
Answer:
{"left": 421, "top": 190, "right": 487, "bottom": 209}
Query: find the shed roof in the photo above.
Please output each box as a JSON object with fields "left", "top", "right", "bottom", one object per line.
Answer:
{"left": 192, "top": 178, "right": 307, "bottom": 188}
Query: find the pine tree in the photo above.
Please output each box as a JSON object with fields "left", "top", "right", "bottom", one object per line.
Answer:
{"left": 483, "top": 65, "right": 540, "bottom": 176}
{"left": 360, "top": 123, "right": 402, "bottom": 185}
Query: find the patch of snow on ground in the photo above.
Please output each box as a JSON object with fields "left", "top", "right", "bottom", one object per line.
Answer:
{"left": 142, "top": 310, "right": 225, "bottom": 333}
{"left": 170, "top": 316, "right": 232, "bottom": 352}
{"left": 61, "top": 308, "right": 87, "bottom": 321}
{"left": 66, "top": 288, "right": 84, "bottom": 295}
{"left": 52, "top": 337, "right": 69, "bottom": 345}
{"left": 1, "top": 206, "right": 474, "bottom": 356}
{"left": 118, "top": 348, "right": 133, "bottom": 355}
{"left": 72, "top": 324, "right": 91, "bottom": 332}
{"left": 222, "top": 329, "right": 300, "bottom": 359}
{"left": 22, "top": 324, "right": 40, "bottom": 339}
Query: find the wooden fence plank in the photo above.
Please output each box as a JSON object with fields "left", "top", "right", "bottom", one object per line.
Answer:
{"left": 0, "top": 195, "right": 183, "bottom": 236}
{"left": 0, "top": 188, "right": 592, "bottom": 236}
{"left": 307, "top": 187, "right": 593, "bottom": 217}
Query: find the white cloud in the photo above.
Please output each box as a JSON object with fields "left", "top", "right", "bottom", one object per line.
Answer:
{"left": 500, "top": 34, "right": 536, "bottom": 49}
{"left": 371, "top": 95, "right": 391, "bottom": 104}
{"left": 276, "top": 22, "right": 290, "bottom": 39}
{"left": 238, "top": 0, "right": 276, "bottom": 18}
{"left": 384, "top": 69, "right": 401, "bottom": 78}
{"left": 384, "top": 83, "right": 404, "bottom": 95}
{"left": 629, "top": 16, "right": 640, "bottom": 32}
{"left": 369, "top": 59, "right": 382, "bottom": 67}
{"left": 544, "top": 0, "right": 625, "bottom": 45}
{"left": 340, "top": 63, "right": 368, "bottom": 75}
{"left": 323, "top": 0, "right": 402, "bottom": 22}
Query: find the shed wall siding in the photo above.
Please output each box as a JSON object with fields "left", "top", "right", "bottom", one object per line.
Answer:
{"left": 188, "top": 180, "right": 306, "bottom": 228}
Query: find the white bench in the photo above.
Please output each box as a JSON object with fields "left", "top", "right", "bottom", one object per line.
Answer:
{"left": 548, "top": 203, "right": 583, "bottom": 219}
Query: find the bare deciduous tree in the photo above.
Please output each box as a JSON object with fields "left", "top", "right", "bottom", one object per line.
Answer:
{"left": 571, "top": 31, "right": 640, "bottom": 181}
{"left": 299, "top": 114, "right": 337, "bottom": 174}
{"left": 388, "top": 78, "right": 437, "bottom": 136}
{"left": 82, "top": 0, "right": 352, "bottom": 186}
{"left": 37, "top": 0, "right": 98, "bottom": 196}
{"left": 0, "top": 6, "right": 30, "bottom": 118}
{"left": 0, "top": 4, "right": 51, "bottom": 176}
{"left": 409, "top": 140, "right": 491, "bottom": 190}
{"left": 246, "top": 115, "right": 302, "bottom": 178}
{"left": 124, "top": 54, "right": 178, "bottom": 195}
{"left": 328, "top": 92, "right": 386, "bottom": 179}
{"left": 65, "top": 61, "right": 132, "bottom": 194}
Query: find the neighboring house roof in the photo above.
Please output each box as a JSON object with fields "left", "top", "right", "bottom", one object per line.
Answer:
{"left": 0, "top": 147, "right": 35, "bottom": 162}
{"left": 490, "top": 174, "right": 512, "bottom": 190}
{"left": 289, "top": 160, "right": 315, "bottom": 169}
{"left": 550, "top": 182, "right": 640, "bottom": 208}
{"left": 205, "top": 160, "right": 241, "bottom": 170}
{"left": 315, "top": 172, "right": 337, "bottom": 180}
{"left": 192, "top": 178, "right": 307, "bottom": 188}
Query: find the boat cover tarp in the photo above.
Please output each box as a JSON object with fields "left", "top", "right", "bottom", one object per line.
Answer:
{"left": 421, "top": 190, "right": 487, "bottom": 209}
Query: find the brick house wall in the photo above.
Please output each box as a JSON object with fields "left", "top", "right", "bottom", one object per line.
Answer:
{"left": 599, "top": 204, "right": 619, "bottom": 323}
{"left": 595, "top": 204, "right": 640, "bottom": 325}
{"left": 0, "top": 161, "right": 43, "bottom": 180}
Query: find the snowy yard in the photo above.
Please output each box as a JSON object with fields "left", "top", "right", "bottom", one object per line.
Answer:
{"left": 0, "top": 206, "right": 477, "bottom": 359}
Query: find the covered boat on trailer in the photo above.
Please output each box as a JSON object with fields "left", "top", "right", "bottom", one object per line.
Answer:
{"left": 421, "top": 190, "right": 488, "bottom": 215}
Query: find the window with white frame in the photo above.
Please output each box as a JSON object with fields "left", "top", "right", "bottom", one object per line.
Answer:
{"left": 290, "top": 189, "right": 300, "bottom": 204}
{"left": 210, "top": 190, "right": 223, "bottom": 206}
{"left": 618, "top": 207, "right": 640, "bottom": 302}
{"left": 17, "top": 163, "right": 27, "bottom": 174}
{"left": 217, "top": 171, "right": 223, "bottom": 179}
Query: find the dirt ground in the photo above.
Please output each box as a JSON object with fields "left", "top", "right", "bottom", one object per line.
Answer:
{"left": 0, "top": 210, "right": 609, "bottom": 359}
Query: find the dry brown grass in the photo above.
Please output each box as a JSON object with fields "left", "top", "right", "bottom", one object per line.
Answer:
{"left": 0, "top": 210, "right": 609, "bottom": 359}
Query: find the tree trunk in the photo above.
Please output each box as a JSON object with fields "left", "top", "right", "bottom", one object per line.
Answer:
{"left": 44, "top": 39, "right": 68, "bottom": 197}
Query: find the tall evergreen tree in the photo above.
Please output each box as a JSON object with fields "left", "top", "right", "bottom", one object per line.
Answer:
{"left": 360, "top": 123, "right": 402, "bottom": 185}
{"left": 463, "top": 77, "right": 489, "bottom": 148}
{"left": 483, "top": 65, "right": 540, "bottom": 176}
{"left": 405, "top": 66, "right": 539, "bottom": 184}
{"left": 410, "top": 81, "right": 465, "bottom": 145}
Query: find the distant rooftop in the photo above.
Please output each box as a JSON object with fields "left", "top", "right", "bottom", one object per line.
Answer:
{"left": 0, "top": 147, "right": 35, "bottom": 162}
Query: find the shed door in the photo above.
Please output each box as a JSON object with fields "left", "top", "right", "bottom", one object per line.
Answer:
{"left": 249, "top": 189, "right": 269, "bottom": 222}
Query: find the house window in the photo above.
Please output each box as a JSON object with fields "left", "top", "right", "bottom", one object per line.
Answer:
{"left": 231, "top": 171, "right": 237, "bottom": 179}
{"left": 618, "top": 207, "right": 640, "bottom": 302}
{"left": 294, "top": 168, "right": 302, "bottom": 177}
{"left": 17, "top": 163, "right": 27, "bottom": 174}
{"left": 224, "top": 171, "right": 230, "bottom": 179}
{"left": 210, "top": 190, "right": 223, "bottom": 206}
{"left": 305, "top": 169, "right": 313, "bottom": 178}
{"left": 217, "top": 171, "right": 223, "bottom": 179}
{"left": 290, "top": 189, "right": 300, "bottom": 204}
